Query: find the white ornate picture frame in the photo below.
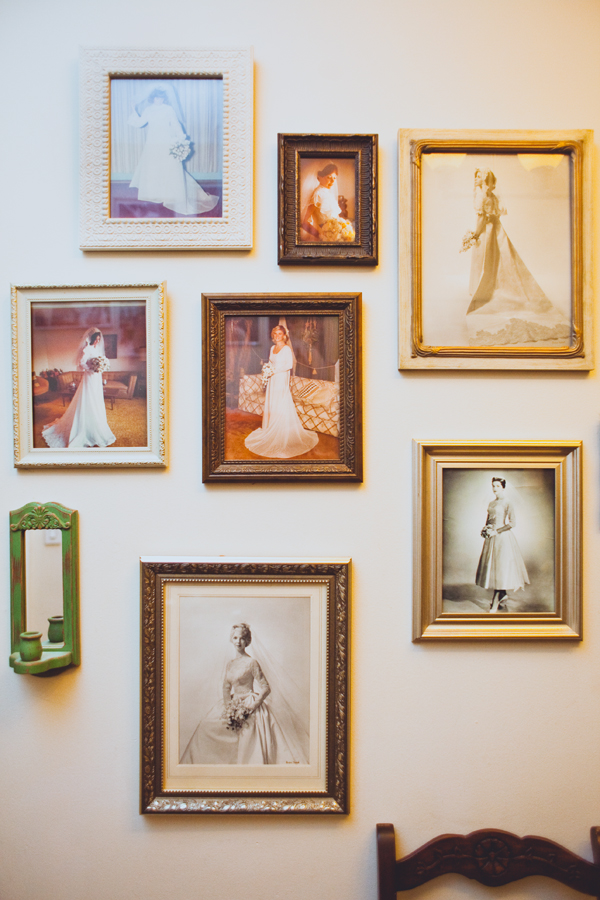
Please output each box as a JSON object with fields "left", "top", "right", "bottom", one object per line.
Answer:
{"left": 80, "top": 48, "right": 253, "bottom": 251}
{"left": 13, "top": 283, "right": 166, "bottom": 467}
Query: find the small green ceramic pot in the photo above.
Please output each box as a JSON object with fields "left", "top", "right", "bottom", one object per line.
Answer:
{"left": 47, "top": 616, "right": 64, "bottom": 643}
{"left": 19, "top": 631, "right": 43, "bottom": 662}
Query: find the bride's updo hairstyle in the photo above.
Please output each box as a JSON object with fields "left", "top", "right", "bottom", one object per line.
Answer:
{"left": 492, "top": 477, "right": 506, "bottom": 488}
{"left": 231, "top": 622, "right": 252, "bottom": 646}
{"left": 89, "top": 330, "right": 102, "bottom": 345}
{"left": 317, "top": 162, "right": 338, "bottom": 179}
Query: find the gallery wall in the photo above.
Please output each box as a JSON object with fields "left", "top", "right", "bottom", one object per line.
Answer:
{"left": 1, "top": 1, "right": 600, "bottom": 898}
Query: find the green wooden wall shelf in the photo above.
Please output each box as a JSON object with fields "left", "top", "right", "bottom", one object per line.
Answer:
{"left": 9, "top": 502, "right": 80, "bottom": 676}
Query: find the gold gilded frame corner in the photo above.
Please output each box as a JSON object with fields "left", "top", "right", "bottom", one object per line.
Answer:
{"left": 398, "top": 129, "right": 593, "bottom": 371}
{"left": 413, "top": 440, "right": 581, "bottom": 640}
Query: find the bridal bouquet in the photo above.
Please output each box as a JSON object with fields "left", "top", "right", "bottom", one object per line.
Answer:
{"left": 87, "top": 356, "right": 110, "bottom": 374}
{"left": 222, "top": 698, "right": 253, "bottom": 732}
{"left": 460, "top": 230, "right": 480, "bottom": 253}
{"left": 320, "top": 217, "right": 355, "bottom": 243}
{"left": 169, "top": 139, "right": 191, "bottom": 162}
{"left": 260, "top": 361, "right": 275, "bottom": 388}
{"left": 481, "top": 524, "right": 496, "bottom": 539}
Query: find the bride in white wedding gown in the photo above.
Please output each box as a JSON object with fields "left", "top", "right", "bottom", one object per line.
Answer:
{"left": 181, "top": 623, "right": 308, "bottom": 765}
{"left": 42, "top": 328, "right": 116, "bottom": 449}
{"left": 244, "top": 325, "right": 319, "bottom": 459}
{"left": 128, "top": 86, "right": 219, "bottom": 217}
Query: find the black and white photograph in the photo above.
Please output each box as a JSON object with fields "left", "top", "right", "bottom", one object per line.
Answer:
{"left": 110, "top": 78, "right": 223, "bottom": 219}
{"left": 442, "top": 468, "right": 555, "bottom": 615}
{"left": 140, "top": 558, "right": 350, "bottom": 814}
{"left": 398, "top": 129, "right": 593, "bottom": 369}
{"left": 421, "top": 153, "right": 571, "bottom": 349}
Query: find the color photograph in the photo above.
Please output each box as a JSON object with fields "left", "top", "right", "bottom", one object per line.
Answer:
{"left": 110, "top": 77, "right": 223, "bottom": 219}
{"left": 224, "top": 314, "right": 340, "bottom": 462}
{"left": 298, "top": 157, "right": 356, "bottom": 243}
{"left": 31, "top": 301, "right": 148, "bottom": 449}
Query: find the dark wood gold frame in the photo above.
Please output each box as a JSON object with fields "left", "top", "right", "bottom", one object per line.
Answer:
{"left": 398, "top": 129, "right": 593, "bottom": 370}
{"left": 202, "top": 293, "right": 362, "bottom": 482}
{"left": 413, "top": 441, "right": 582, "bottom": 640}
{"left": 140, "top": 557, "right": 350, "bottom": 814}
{"left": 278, "top": 134, "right": 378, "bottom": 265}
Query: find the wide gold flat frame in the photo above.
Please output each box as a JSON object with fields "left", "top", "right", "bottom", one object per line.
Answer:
{"left": 12, "top": 283, "right": 166, "bottom": 467}
{"left": 413, "top": 441, "right": 582, "bottom": 640}
{"left": 399, "top": 129, "right": 593, "bottom": 370}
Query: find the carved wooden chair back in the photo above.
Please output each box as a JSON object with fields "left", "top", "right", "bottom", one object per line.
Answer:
{"left": 377, "top": 823, "right": 600, "bottom": 899}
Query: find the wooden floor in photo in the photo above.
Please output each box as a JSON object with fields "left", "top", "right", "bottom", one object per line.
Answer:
{"left": 32, "top": 395, "right": 148, "bottom": 448}
{"left": 224, "top": 408, "right": 339, "bottom": 461}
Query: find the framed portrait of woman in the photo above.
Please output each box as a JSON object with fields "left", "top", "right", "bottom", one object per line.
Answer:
{"left": 398, "top": 129, "right": 593, "bottom": 370}
{"left": 278, "top": 134, "right": 378, "bottom": 265}
{"left": 202, "top": 293, "right": 362, "bottom": 482}
{"left": 80, "top": 48, "right": 252, "bottom": 251}
{"left": 413, "top": 441, "right": 582, "bottom": 640}
{"left": 12, "top": 283, "right": 166, "bottom": 467}
{"left": 140, "top": 557, "right": 350, "bottom": 814}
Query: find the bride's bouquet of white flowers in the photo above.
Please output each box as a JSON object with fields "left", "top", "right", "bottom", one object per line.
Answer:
{"left": 481, "top": 524, "right": 496, "bottom": 539}
{"left": 260, "top": 361, "right": 275, "bottom": 388}
{"left": 460, "top": 230, "right": 480, "bottom": 253}
{"left": 169, "top": 139, "right": 191, "bottom": 162}
{"left": 320, "top": 217, "right": 355, "bottom": 242}
{"left": 222, "top": 698, "right": 253, "bottom": 732}
{"left": 87, "top": 356, "right": 111, "bottom": 374}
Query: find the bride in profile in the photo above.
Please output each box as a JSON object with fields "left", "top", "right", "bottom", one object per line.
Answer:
{"left": 42, "top": 327, "right": 116, "bottom": 449}
{"left": 181, "top": 623, "right": 308, "bottom": 766}
{"left": 128, "top": 83, "right": 219, "bottom": 217}
{"left": 244, "top": 324, "right": 318, "bottom": 459}
{"left": 461, "top": 167, "right": 569, "bottom": 345}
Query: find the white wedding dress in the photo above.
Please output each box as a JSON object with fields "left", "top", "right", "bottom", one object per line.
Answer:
{"left": 128, "top": 103, "right": 219, "bottom": 216}
{"left": 42, "top": 343, "right": 116, "bottom": 449}
{"left": 244, "top": 345, "right": 319, "bottom": 459}
{"left": 181, "top": 655, "right": 307, "bottom": 765}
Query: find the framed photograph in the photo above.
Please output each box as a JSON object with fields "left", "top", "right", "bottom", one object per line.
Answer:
{"left": 413, "top": 441, "right": 582, "bottom": 640}
{"left": 12, "top": 284, "right": 166, "bottom": 467}
{"left": 202, "top": 293, "right": 362, "bottom": 482}
{"left": 80, "top": 48, "right": 253, "bottom": 251}
{"left": 140, "top": 557, "right": 350, "bottom": 814}
{"left": 399, "top": 129, "right": 593, "bottom": 369}
{"left": 278, "top": 134, "right": 377, "bottom": 265}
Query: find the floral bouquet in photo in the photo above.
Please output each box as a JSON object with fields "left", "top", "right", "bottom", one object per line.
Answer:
{"left": 260, "top": 361, "right": 275, "bottom": 388}
{"left": 222, "top": 697, "right": 253, "bottom": 732}
{"left": 169, "top": 139, "right": 192, "bottom": 162}
{"left": 87, "top": 356, "right": 111, "bottom": 374}
{"left": 481, "top": 524, "right": 496, "bottom": 539}
{"left": 320, "top": 217, "right": 355, "bottom": 243}
{"left": 460, "top": 230, "right": 480, "bottom": 253}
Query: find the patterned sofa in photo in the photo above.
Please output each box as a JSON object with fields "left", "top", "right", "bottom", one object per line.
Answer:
{"left": 238, "top": 373, "right": 340, "bottom": 437}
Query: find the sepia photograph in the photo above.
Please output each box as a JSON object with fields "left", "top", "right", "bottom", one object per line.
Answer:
{"left": 413, "top": 441, "right": 581, "bottom": 640}
{"left": 203, "top": 293, "right": 362, "bottom": 482}
{"left": 140, "top": 557, "right": 350, "bottom": 814}
{"left": 110, "top": 77, "right": 223, "bottom": 219}
{"left": 398, "top": 129, "right": 593, "bottom": 369}
{"left": 442, "top": 468, "right": 555, "bottom": 615}
{"left": 278, "top": 133, "right": 377, "bottom": 265}
{"left": 13, "top": 284, "right": 166, "bottom": 467}
{"left": 298, "top": 157, "right": 356, "bottom": 243}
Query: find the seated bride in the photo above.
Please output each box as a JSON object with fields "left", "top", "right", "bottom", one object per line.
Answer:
{"left": 300, "top": 163, "right": 355, "bottom": 243}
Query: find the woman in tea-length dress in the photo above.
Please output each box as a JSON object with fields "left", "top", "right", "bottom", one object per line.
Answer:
{"left": 244, "top": 325, "right": 318, "bottom": 459}
{"left": 42, "top": 328, "right": 116, "bottom": 449}
{"left": 475, "top": 477, "right": 529, "bottom": 613}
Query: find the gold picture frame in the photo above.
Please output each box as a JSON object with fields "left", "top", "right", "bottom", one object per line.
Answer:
{"left": 413, "top": 441, "right": 581, "bottom": 640}
{"left": 140, "top": 557, "right": 350, "bottom": 814}
{"left": 399, "top": 129, "right": 593, "bottom": 370}
{"left": 12, "top": 283, "right": 166, "bottom": 467}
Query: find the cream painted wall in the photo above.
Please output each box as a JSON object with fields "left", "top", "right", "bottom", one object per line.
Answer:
{"left": 1, "top": 1, "right": 600, "bottom": 898}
